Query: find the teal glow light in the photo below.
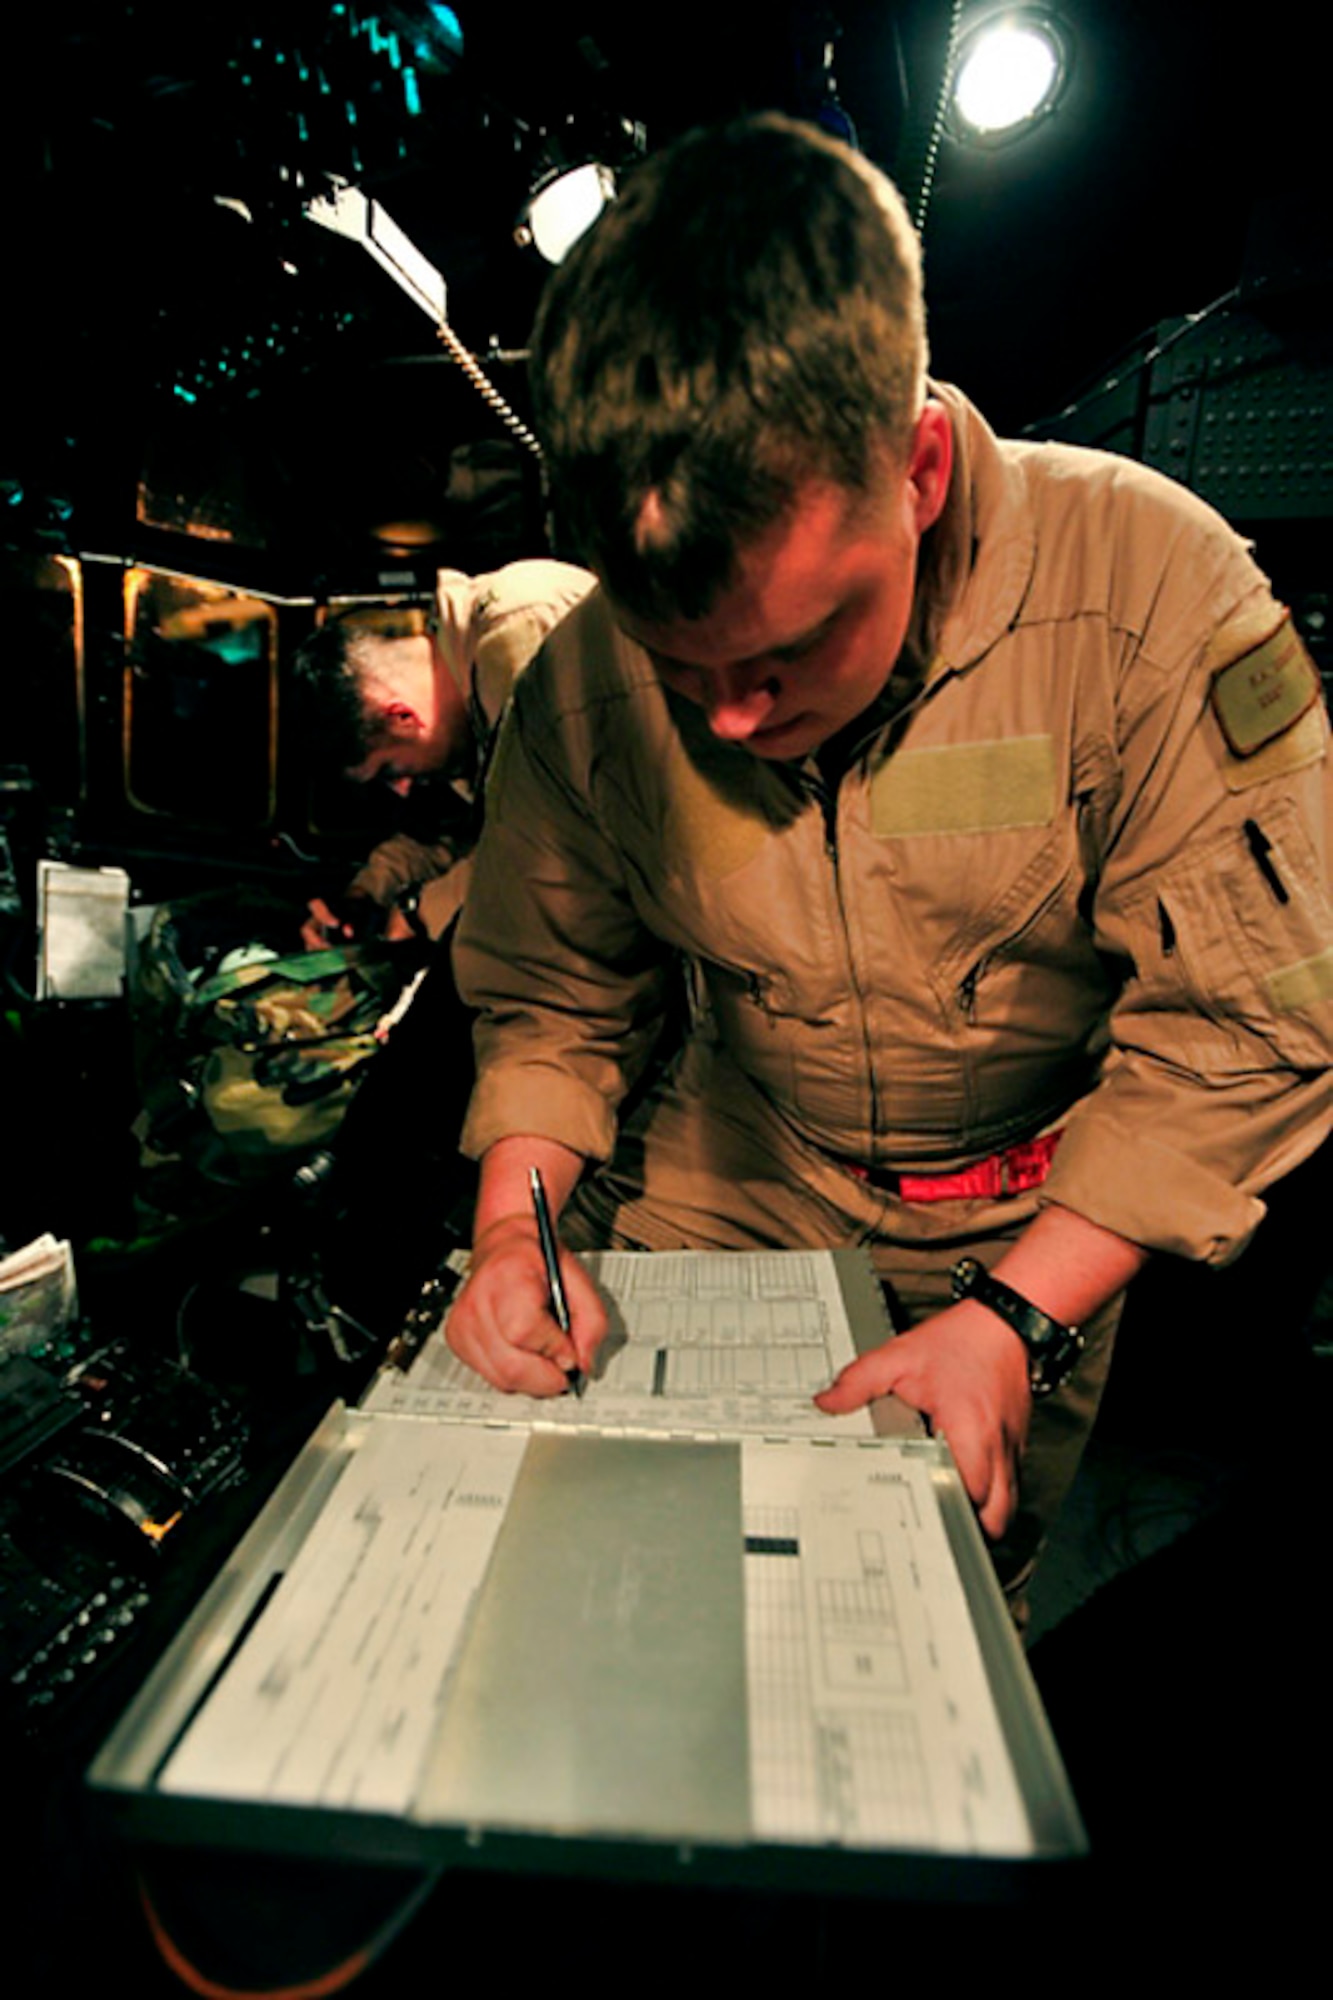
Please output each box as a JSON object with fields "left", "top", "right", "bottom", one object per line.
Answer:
{"left": 426, "top": 4, "right": 463, "bottom": 56}
{"left": 956, "top": 25, "right": 1055, "bottom": 131}
{"left": 203, "top": 626, "right": 265, "bottom": 664}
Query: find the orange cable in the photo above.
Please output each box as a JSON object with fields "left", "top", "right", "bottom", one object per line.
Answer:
{"left": 138, "top": 1873, "right": 374, "bottom": 2000}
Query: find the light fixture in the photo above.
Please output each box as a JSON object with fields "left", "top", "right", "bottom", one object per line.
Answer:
{"left": 304, "top": 177, "right": 543, "bottom": 459}
{"left": 305, "top": 181, "right": 447, "bottom": 322}
{"left": 949, "top": 10, "right": 1069, "bottom": 145}
{"left": 518, "top": 161, "right": 617, "bottom": 265}
{"left": 515, "top": 115, "right": 645, "bottom": 265}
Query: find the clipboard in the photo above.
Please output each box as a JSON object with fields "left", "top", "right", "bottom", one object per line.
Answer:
{"left": 88, "top": 1250, "right": 1086, "bottom": 1896}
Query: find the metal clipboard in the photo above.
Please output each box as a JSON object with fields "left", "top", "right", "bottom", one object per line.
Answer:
{"left": 88, "top": 1252, "right": 1086, "bottom": 1897}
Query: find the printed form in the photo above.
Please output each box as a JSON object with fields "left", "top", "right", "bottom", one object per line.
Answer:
{"left": 161, "top": 1420, "right": 527, "bottom": 1813}
{"left": 159, "top": 1249, "right": 1035, "bottom": 1855}
{"left": 365, "top": 1249, "right": 876, "bottom": 1438}
{"left": 742, "top": 1441, "right": 1031, "bottom": 1852}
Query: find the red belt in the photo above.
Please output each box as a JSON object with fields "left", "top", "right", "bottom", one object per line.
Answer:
{"left": 851, "top": 1129, "right": 1063, "bottom": 1203}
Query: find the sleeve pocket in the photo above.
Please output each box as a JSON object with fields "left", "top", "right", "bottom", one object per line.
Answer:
{"left": 1132, "top": 797, "right": 1333, "bottom": 1072}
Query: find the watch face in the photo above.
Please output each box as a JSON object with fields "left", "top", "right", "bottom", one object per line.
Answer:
{"left": 952, "top": 1257, "right": 981, "bottom": 1299}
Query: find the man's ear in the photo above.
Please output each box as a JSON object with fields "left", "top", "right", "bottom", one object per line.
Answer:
{"left": 906, "top": 400, "right": 953, "bottom": 534}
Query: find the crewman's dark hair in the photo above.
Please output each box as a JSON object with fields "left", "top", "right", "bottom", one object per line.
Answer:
{"left": 530, "top": 114, "right": 927, "bottom": 620}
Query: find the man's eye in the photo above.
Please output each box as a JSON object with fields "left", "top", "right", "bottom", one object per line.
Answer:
{"left": 772, "top": 616, "right": 836, "bottom": 665}
{"left": 652, "top": 656, "right": 698, "bottom": 690}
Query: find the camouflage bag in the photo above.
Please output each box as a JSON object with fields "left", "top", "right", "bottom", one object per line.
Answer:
{"left": 131, "top": 889, "right": 414, "bottom": 1177}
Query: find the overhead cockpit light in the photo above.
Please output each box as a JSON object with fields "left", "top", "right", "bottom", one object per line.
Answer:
{"left": 950, "top": 12, "right": 1068, "bottom": 143}
{"left": 515, "top": 112, "right": 644, "bottom": 266}
{"left": 520, "top": 161, "right": 617, "bottom": 265}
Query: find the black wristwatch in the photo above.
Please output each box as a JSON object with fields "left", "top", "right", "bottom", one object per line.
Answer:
{"left": 949, "top": 1256, "right": 1084, "bottom": 1398}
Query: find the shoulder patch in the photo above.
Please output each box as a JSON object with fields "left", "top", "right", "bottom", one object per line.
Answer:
{"left": 1209, "top": 613, "right": 1321, "bottom": 758}
{"left": 1223, "top": 702, "right": 1327, "bottom": 792}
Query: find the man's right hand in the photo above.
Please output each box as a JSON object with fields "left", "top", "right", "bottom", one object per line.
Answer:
{"left": 446, "top": 1210, "right": 607, "bottom": 1396}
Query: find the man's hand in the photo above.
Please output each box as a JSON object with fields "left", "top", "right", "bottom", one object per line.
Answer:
{"left": 446, "top": 1210, "right": 607, "bottom": 1397}
{"left": 301, "top": 897, "right": 344, "bottom": 951}
{"left": 816, "top": 1303, "right": 1032, "bottom": 1540}
{"left": 300, "top": 890, "right": 391, "bottom": 951}
{"left": 817, "top": 1204, "right": 1148, "bottom": 1540}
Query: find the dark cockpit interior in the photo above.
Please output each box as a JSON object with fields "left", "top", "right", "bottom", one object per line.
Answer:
{"left": 3, "top": 5, "right": 1330, "bottom": 1987}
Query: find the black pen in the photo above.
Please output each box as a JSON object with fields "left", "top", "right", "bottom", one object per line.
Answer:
{"left": 528, "top": 1165, "right": 585, "bottom": 1397}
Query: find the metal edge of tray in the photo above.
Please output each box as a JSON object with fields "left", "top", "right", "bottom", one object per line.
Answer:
{"left": 87, "top": 1399, "right": 360, "bottom": 1796}
{"left": 929, "top": 1453, "right": 1089, "bottom": 1859}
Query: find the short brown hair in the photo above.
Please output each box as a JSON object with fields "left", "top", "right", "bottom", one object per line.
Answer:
{"left": 294, "top": 603, "right": 433, "bottom": 770}
{"left": 531, "top": 114, "right": 927, "bottom": 620}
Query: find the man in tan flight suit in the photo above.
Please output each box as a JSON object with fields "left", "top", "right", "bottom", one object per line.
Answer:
{"left": 444, "top": 116, "right": 1333, "bottom": 1595}
{"left": 297, "top": 560, "right": 593, "bottom": 948}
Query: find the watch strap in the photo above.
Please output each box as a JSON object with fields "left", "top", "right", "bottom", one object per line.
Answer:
{"left": 949, "top": 1255, "right": 1084, "bottom": 1397}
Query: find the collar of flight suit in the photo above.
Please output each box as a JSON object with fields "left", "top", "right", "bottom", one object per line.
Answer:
{"left": 433, "top": 560, "right": 597, "bottom": 726}
{"left": 911, "top": 382, "right": 1039, "bottom": 691}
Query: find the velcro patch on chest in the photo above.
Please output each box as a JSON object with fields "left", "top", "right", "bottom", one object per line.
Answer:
{"left": 1266, "top": 946, "right": 1333, "bottom": 1015}
{"left": 870, "top": 736, "right": 1057, "bottom": 838}
{"left": 1209, "top": 614, "right": 1321, "bottom": 758}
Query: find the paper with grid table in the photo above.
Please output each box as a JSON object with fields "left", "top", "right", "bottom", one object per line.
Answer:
{"left": 100, "top": 1250, "right": 1084, "bottom": 1868}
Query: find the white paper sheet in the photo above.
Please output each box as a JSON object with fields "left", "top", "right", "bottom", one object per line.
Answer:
{"left": 160, "top": 1422, "right": 1033, "bottom": 1854}
{"left": 153, "top": 1251, "right": 1047, "bottom": 1860}
{"left": 161, "top": 1421, "right": 528, "bottom": 1812}
{"left": 741, "top": 1440, "right": 1033, "bottom": 1854}
{"left": 364, "top": 1249, "right": 875, "bottom": 1438}
{"left": 36, "top": 859, "right": 130, "bottom": 999}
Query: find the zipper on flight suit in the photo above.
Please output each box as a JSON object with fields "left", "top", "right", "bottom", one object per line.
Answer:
{"left": 801, "top": 762, "right": 881, "bottom": 1142}
{"left": 801, "top": 766, "right": 840, "bottom": 859}
{"left": 955, "top": 862, "right": 1075, "bottom": 1023}
{"left": 795, "top": 676, "right": 936, "bottom": 1141}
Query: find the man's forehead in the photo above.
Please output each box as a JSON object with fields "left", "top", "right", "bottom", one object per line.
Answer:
{"left": 352, "top": 628, "right": 427, "bottom": 673}
{"left": 352, "top": 628, "right": 433, "bottom": 699}
{"left": 612, "top": 476, "right": 897, "bottom": 662}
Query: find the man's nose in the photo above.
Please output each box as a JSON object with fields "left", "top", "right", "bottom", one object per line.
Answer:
{"left": 704, "top": 667, "right": 779, "bottom": 742}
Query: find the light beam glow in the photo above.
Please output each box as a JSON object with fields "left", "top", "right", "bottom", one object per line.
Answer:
{"left": 953, "top": 17, "right": 1063, "bottom": 138}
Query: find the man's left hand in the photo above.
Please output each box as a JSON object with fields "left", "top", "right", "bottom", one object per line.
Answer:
{"left": 816, "top": 1303, "right": 1031, "bottom": 1540}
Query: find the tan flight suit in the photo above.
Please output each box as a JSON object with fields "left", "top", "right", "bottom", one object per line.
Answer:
{"left": 455, "top": 385, "right": 1333, "bottom": 1587}
{"left": 348, "top": 559, "right": 595, "bottom": 937}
